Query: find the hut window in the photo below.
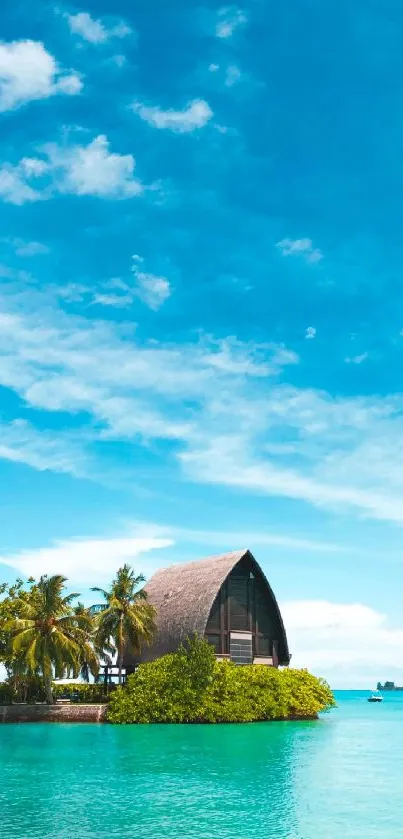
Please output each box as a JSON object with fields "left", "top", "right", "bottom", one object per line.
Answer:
{"left": 206, "top": 634, "right": 221, "bottom": 653}
{"left": 257, "top": 635, "right": 271, "bottom": 655}
{"left": 229, "top": 577, "right": 249, "bottom": 631}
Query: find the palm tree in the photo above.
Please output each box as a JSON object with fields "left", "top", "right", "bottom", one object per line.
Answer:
{"left": 72, "top": 603, "right": 114, "bottom": 683}
{"left": 92, "top": 565, "right": 156, "bottom": 686}
{"left": 5, "top": 575, "right": 98, "bottom": 703}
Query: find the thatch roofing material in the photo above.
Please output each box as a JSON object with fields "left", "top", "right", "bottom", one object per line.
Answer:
{"left": 127, "top": 549, "right": 289, "bottom": 666}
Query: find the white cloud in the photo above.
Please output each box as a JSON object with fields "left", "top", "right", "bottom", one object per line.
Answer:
{"left": 45, "top": 135, "right": 143, "bottom": 198}
{"left": 305, "top": 326, "right": 316, "bottom": 339}
{"left": 216, "top": 6, "right": 247, "bottom": 38}
{"left": 169, "top": 525, "right": 343, "bottom": 554}
{"left": 92, "top": 292, "right": 133, "bottom": 308}
{"left": 225, "top": 65, "right": 241, "bottom": 87}
{"left": 179, "top": 382, "right": 403, "bottom": 525}
{"left": 284, "top": 600, "right": 384, "bottom": 632}
{"left": 345, "top": 352, "right": 368, "bottom": 365}
{"left": 276, "top": 238, "right": 323, "bottom": 264}
{"left": 209, "top": 63, "right": 219, "bottom": 72}
{"left": 110, "top": 54, "right": 126, "bottom": 68}
{"left": 11, "top": 239, "right": 49, "bottom": 257}
{"left": 135, "top": 273, "right": 171, "bottom": 310}
{"left": 131, "top": 258, "right": 171, "bottom": 310}
{"left": 0, "top": 293, "right": 298, "bottom": 470}
{"left": 0, "top": 418, "right": 88, "bottom": 477}
{"left": 0, "top": 40, "right": 82, "bottom": 112}
{"left": 0, "top": 135, "right": 144, "bottom": 203}
{"left": 56, "top": 282, "right": 90, "bottom": 302}
{"left": 4, "top": 282, "right": 403, "bottom": 526}
{"left": 0, "top": 516, "right": 342, "bottom": 589}
{"left": 283, "top": 599, "right": 403, "bottom": 688}
{"left": 91, "top": 258, "right": 172, "bottom": 311}
{"left": 133, "top": 99, "right": 213, "bottom": 133}
{"left": 66, "top": 11, "right": 131, "bottom": 44}
{"left": 200, "top": 338, "right": 298, "bottom": 377}
{"left": 0, "top": 165, "right": 43, "bottom": 205}
{"left": 21, "top": 157, "right": 50, "bottom": 177}
{"left": 0, "top": 532, "right": 173, "bottom": 586}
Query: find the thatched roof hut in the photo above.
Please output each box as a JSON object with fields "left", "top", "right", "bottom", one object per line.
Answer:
{"left": 124, "top": 549, "right": 290, "bottom": 670}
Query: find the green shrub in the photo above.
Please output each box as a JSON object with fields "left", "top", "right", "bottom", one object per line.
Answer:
{"left": 0, "top": 676, "right": 46, "bottom": 704}
{"left": 107, "top": 637, "right": 335, "bottom": 724}
{"left": 0, "top": 682, "right": 14, "bottom": 704}
{"left": 52, "top": 683, "right": 110, "bottom": 703}
{"left": 0, "top": 680, "right": 110, "bottom": 704}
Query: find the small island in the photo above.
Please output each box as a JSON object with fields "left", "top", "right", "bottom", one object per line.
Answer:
{"left": 377, "top": 681, "right": 403, "bottom": 691}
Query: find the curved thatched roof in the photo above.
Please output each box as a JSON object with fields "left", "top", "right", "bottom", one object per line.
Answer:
{"left": 125, "top": 549, "right": 289, "bottom": 666}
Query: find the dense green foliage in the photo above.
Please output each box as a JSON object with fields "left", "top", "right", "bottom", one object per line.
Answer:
{"left": 0, "top": 578, "right": 39, "bottom": 694}
{"left": 4, "top": 575, "right": 98, "bottom": 703}
{"left": 0, "top": 681, "right": 113, "bottom": 704}
{"left": 0, "top": 682, "right": 15, "bottom": 704}
{"left": 107, "top": 637, "right": 335, "bottom": 724}
{"left": 92, "top": 564, "right": 157, "bottom": 685}
{"left": 0, "top": 565, "right": 154, "bottom": 703}
{"left": 51, "top": 683, "right": 110, "bottom": 703}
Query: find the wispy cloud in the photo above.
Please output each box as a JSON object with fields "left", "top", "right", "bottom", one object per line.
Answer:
{"left": 168, "top": 524, "right": 343, "bottom": 555}
{"left": 199, "top": 338, "right": 298, "bottom": 376}
{"left": 9, "top": 239, "right": 49, "bottom": 257}
{"left": 180, "top": 396, "right": 403, "bottom": 525}
{"left": 0, "top": 288, "right": 298, "bottom": 464}
{"left": 0, "top": 518, "right": 342, "bottom": 589}
{"left": 3, "top": 283, "right": 403, "bottom": 525}
{"left": 283, "top": 599, "right": 403, "bottom": 687}
{"left": 132, "top": 99, "right": 213, "bottom": 133}
{"left": 131, "top": 256, "right": 171, "bottom": 310}
{"left": 0, "top": 418, "right": 89, "bottom": 478}
{"left": 305, "top": 326, "right": 316, "bottom": 339}
{"left": 225, "top": 65, "right": 241, "bottom": 87}
{"left": 276, "top": 238, "right": 323, "bottom": 264}
{"left": 0, "top": 135, "right": 144, "bottom": 203}
{"left": 216, "top": 6, "right": 247, "bottom": 38}
{"left": 91, "top": 257, "right": 172, "bottom": 311}
{"left": 345, "top": 352, "right": 368, "bottom": 365}
{"left": 65, "top": 11, "right": 132, "bottom": 44}
{"left": 92, "top": 291, "right": 133, "bottom": 309}
{"left": 0, "top": 530, "right": 173, "bottom": 585}
{"left": 0, "top": 166, "right": 43, "bottom": 205}
{"left": 110, "top": 54, "right": 126, "bottom": 68}
{"left": 0, "top": 40, "right": 82, "bottom": 112}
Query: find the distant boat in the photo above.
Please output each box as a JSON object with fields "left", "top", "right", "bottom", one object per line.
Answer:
{"left": 368, "top": 691, "right": 383, "bottom": 703}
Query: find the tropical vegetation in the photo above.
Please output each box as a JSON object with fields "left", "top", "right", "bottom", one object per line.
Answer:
{"left": 0, "top": 565, "right": 155, "bottom": 703}
{"left": 1, "top": 573, "right": 335, "bottom": 722}
{"left": 107, "top": 636, "right": 335, "bottom": 724}
{"left": 92, "top": 564, "right": 157, "bottom": 685}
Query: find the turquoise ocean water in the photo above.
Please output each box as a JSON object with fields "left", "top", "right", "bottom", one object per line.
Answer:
{"left": 1, "top": 691, "right": 402, "bottom": 839}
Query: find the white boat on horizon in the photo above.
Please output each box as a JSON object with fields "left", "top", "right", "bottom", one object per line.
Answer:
{"left": 368, "top": 691, "right": 383, "bottom": 703}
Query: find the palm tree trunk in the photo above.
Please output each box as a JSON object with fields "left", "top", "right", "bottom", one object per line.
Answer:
{"left": 118, "top": 649, "right": 124, "bottom": 686}
{"left": 118, "top": 613, "right": 124, "bottom": 686}
{"left": 44, "top": 673, "right": 53, "bottom": 704}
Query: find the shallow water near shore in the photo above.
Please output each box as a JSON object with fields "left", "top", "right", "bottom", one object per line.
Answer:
{"left": 1, "top": 690, "right": 401, "bottom": 838}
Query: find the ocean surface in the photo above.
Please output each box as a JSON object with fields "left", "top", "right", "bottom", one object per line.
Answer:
{"left": 1, "top": 690, "right": 402, "bottom": 838}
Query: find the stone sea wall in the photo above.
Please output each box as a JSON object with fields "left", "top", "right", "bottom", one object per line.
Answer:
{"left": 0, "top": 704, "right": 107, "bottom": 723}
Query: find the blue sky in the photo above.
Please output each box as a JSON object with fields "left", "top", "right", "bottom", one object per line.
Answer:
{"left": 1, "top": 0, "right": 403, "bottom": 687}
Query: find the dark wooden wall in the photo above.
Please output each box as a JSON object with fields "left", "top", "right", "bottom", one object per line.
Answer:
{"left": 204, "top": 555, "right": 283, "bottom": 660}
